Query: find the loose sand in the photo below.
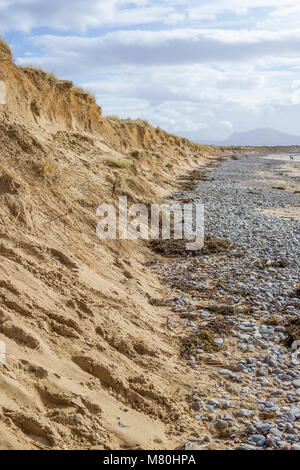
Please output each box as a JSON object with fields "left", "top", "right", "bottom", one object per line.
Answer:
{"left": 253, "top": 154, "right": 300, "bottom": 220}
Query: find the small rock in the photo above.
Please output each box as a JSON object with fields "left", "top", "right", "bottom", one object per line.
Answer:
{"left": 215, "top": 338, "right": 224, "bottom": 345}
{"left": 265, "top": 436, "right": 275, "bottom": 447}
{"left": 192, "top": 401, "right": 202, "bottom": 411}
{"left": 248, "top": 434, "right": 266, "bottom": 447}
{"left": 280, "top": 443, "right": 292, "bottom": 450}
{"left": 219, "top": 369, "right": 235, "bottom": 377}
{"left": 235, "top": 444, "right": 256, "bottom": 450}
{"left": 215, "top": 420, "right": 228, "bottom": 430}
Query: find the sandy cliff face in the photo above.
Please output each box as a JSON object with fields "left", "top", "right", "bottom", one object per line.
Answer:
{"left": 0, "top": 40, "right": 227, "bottom": 450}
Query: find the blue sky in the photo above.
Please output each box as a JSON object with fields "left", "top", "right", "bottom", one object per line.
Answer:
{"left": 1, "top": 0, "right": 300, "bottom": 141}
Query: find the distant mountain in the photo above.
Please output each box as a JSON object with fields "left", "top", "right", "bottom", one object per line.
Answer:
{"left": 201, "top": 127, "right": 300, "bottom": 147}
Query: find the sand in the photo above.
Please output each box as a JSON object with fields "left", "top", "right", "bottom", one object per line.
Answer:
{"left": 0, "top": 39, "right": 298, "bottom": 450}
{"left": 0, "top": 41, "right": 237, "bottom": 450}
{"left": 252, "top": 154, "right": 300, "bottom": 220}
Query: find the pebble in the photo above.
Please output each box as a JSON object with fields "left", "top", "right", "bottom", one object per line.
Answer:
{"left": 292, "top": 379, "right": 300, "bottom": 388}
{"left": 215, "top": 420, "right": 228, "bottom": 430}
{"left": 219, "top": 369, "right": 235, "bottom": 377}
{"left": 248, "top": 434, "right": 266, "bottom": 447}
{"left": 235, "top": 444, "right": 257, "bottom": 450}
{"left": 215, "top": 338, "right": 224, "bottom": 345}
{"left": 192, "top": 401, "right": 202, "bottom": 411}
{"left": 265, "top": 436, "right": 276, "bottom": 447}
{"left": 280, "top": 443, "right": 292, "bottom": 450}
{"left": 291, "top": 444, "right": 300, "bottom": 450}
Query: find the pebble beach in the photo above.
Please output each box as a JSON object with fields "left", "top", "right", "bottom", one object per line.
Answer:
{"left": 151, "top": 153, "right": 300, "bottom": 450}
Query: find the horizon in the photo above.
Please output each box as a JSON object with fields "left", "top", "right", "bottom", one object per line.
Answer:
{"left": 1, "top": 1, "right": 300, "bottom": 141}
{"left": 203, "top": 126, "right": 300, "bottom": 144}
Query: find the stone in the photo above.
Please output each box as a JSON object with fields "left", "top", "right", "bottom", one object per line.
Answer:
{"left": 192, "top": 401, "right": 202, "bottom": 411}
{"left": 185, "top": 442, "right": 205, "bottom": 451}
{"left": 219, "top": 369, "right": 235, "bottom": 377}
{"left": 256, "top": 423, "right": 271, "bottom": 433}
{"left": 215, "top": 338, "right": 224, "bottom": 345}
{"left": 292, "top": 379, "right": 300, "bottom": 388}
{"left": 215, "top": 420, "right": 228, "bottom": 430}
{"left": 280, "top": 443, "right": 292, "bottom": 450}
{"left": 248, "top": 434, "right": 266, "bottom": 447}
{"left": 208, "top": 399, "right": 220, "bottom": 408}
{"left": 235, "top": 444, "right": 256, "bottom": 450}
{"left": 265, "top": 436, "right": 275, "bottom": 447}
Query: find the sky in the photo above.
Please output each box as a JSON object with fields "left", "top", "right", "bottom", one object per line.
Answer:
{"left": 1, "top": 0, "right": 300, "bottom": 141}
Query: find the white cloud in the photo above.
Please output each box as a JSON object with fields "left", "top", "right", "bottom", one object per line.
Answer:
{"left": 291, "top": 80, "right": 300, "bottom": 90}
{"left": 220, "top": 121, "right": 233, "bottom": 130}
{"left": 3, "top": 0, "right": 300, "bottom": 140}
{"left": 17, "top": 28, "right": 300, "bottom": 75}
{"left": 77, "top": 60, "right": 298, "bottom": 139}
{"left": 1, "top": 1, "right": 300, "bottom": 33}
{"left": 0, "top": 0, "right": 119, "bottom": 32}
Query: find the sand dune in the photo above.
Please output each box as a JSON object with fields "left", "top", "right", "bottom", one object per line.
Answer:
{"left": 0, "top": 39, "right": 233, "bottom": 450}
